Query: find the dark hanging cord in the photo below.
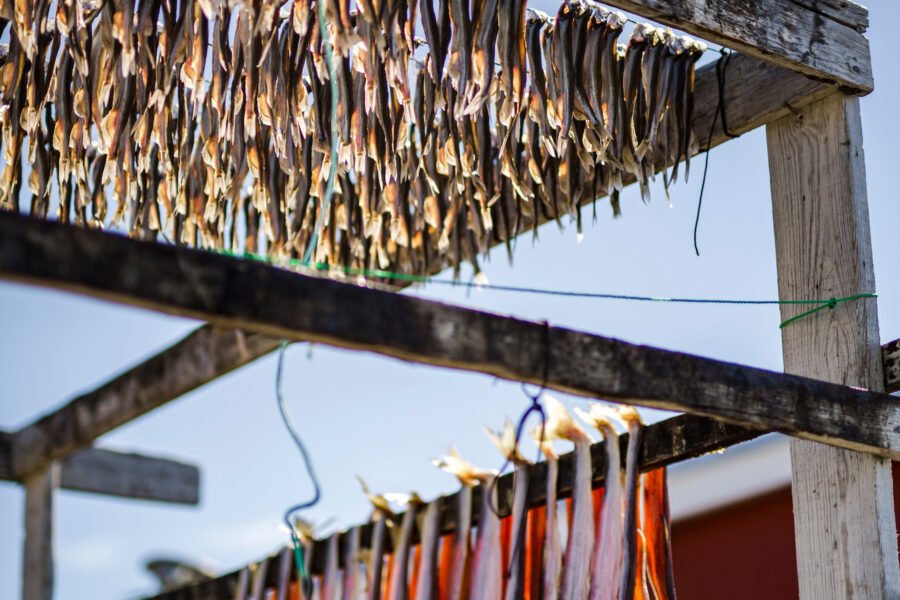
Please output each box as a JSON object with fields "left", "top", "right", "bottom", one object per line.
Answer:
{"left": 276, "top": 340, "right": 322, "bottom": 597}
{"left": 693, "top": 50, "right": 738, "bottom": 256}
{"left": 715, "top": 51, "right": 739, "bottom": 139}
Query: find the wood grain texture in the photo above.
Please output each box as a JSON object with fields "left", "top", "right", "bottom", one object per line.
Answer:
{"left": 22, "top": 465, "right": 57, "bottom": 600}
{"left": 3, "top": 211, "right": 900, "bottom": 458}
{"left": 602, "top": 0, "right": 872, "bottom": 92}
{"left": 790, "top": 0, "right": 869, "bottom": 31}
{"left": 2, "top": 51, "right": 838, "bottom": 480}
{"left": 10, "top": 326, "right": 279, "bottom": 478}
{"left": 884, "top": 338, "right": 900, "bottom": 394}
{"left": 692, "top": 53, "right": 838, "bottom": 151}
{"left": 768, "top": 93, "right": 900, "bottom": 599}
{"left": 143, "top": 414, "right": 763, "bottom": 599}
{"left": 58, "top": 448, "right": 200, "bottom": 504}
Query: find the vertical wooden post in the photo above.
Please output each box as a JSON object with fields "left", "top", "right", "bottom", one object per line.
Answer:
{"left": 22, "top": 464, "right": 57, "bottom": 600}
{"left": 768, "top": 93, "right": 900, "bottom": 598}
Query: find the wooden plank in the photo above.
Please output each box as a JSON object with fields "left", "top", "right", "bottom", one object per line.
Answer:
{"left": 22, "top": 465, "right": 57, "bottom": 600}
{"left": 691, "top": 52, "right": 837, "bottom": 151}
{"left": 1, "top": 52, "right": 837, "bottom": 480}
{"left": 884, "top": 338, "right": 900, "bottom": 394}
{"left": 142, "top": 413, "right": 763, "bottom": 599}
{"left": 4, "top": 211, "right": 900, "bottom": 458}
{"left": 790, "top": 0, "right": 869, "bottom": 32}
{"left": 768, "top": 93, "right": 900, "bottom": 599}
{"left": 602, "top": 0, "right": 872, "bottom": 92}
{"left": 9, "top": 326, "right": 279, "bottom": 478}
{"left": 0, "top": 433, "right": 200, "bottom": 503}
{"left": 57, "top": 448, "right": 200, "bottom": 504}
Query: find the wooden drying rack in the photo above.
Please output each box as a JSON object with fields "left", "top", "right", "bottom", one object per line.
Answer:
{"left": 2, "top": 0, "right": 899, "bottom": 598}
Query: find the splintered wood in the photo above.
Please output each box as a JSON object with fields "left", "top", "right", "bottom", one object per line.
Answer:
{"left": 0, "top": 0, "right": 704, "bottom": 277}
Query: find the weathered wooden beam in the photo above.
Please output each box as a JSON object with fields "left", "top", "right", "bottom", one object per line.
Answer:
{"left": 768, "top": 94, "right": 900, "bottom": 598}
{"left": 9, "top": 326, "right": 279, "bottom": 478}
{"left": 0, "top": 433, "right": 201, "bottom": 503}
{"left": 602, "top": 0, "right": 872, "bottom": 92}
{"left": 22, "top": 465, "right": 57, "bottom": 600}
{"left": 2, "top": 211, "right": 900, "bottom": 458}
{"left": 884, "top": 338, "right": 900, "bottom": 394}
{"left": 1, "top": 52, "right": 838, "bottom": 480}
{"left": 142, "top": 413, "right": 763, "bottom": 599}
{"left": 57, "top": 448, "right": 200, "bottom": 504}
{"left": 790, "top": 0, "right": 869, "bottom": 31}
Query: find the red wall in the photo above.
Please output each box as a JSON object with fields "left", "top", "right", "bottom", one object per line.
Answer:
{"left": 670, "top": 462, "right": 900, "bottom": 599}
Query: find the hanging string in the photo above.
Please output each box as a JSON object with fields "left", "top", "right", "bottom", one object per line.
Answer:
{"left": 276, "top": 340, "right": 322, "bottom": 596}
{"left": 211, "top": 247, "right": 875, "bottom": 327}
{"left": 693, "top": 49, "right": 738, "bottom": 257}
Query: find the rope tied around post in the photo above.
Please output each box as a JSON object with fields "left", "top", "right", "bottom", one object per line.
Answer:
{"left": 779, "top": 294, "right": 876, "bottom": 328}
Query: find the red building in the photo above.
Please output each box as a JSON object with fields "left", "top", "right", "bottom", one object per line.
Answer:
{"left": 669, "top": 436, "right": 900, "bottom": 599}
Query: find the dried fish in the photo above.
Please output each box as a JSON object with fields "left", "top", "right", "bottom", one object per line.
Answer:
{"left": 544, "top": 397, "right": 594, "bottom": 600}
{"left": 575, "top": 404, "right": 624, "bottom": 600}
{"left": 2, "top": 0, "right": 704, "bottom": 281}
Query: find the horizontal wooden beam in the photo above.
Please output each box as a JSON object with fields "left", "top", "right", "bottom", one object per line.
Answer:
{"left": 142, "top": 413, "right": 763, "bottom": 599}
{"left": 602, "top": 0, "right": 872, "bottom": 93}
{"left": 9, "top": 326, "right": 279, "bottom": 478}
{"left": 2, "top": 211, "right": 900, "bottom": 458}
{"left": 0, "top": 433, "right": 200, "bottom": 504}
{"left": 885, "top": 338, "right": 900, "bottom": 394}
{"left": 57, "top": 448, "right": 200, "bottom": 504}
{"left": 1, "top": 52, "right": 840, "bottom": 480}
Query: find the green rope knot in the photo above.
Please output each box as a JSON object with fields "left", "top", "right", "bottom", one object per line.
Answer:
{"left": 779, "top": 293, "right": 876, "bottom": 329}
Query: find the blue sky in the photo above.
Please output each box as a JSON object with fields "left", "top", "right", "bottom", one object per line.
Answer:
{"left": 2, "top": 2, "right": 899, "bottom": 598}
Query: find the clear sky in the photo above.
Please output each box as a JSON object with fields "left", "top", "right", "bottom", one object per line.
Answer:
{"left": 2, "top": 2, "right": 899, "bottom": 598}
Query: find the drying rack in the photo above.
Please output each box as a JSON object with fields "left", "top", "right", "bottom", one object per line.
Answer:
{"left": 2, "top": 1, "right": 900, "bottom": 598}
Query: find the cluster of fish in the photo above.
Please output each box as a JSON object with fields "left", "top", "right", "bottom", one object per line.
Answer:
{"left": 232, "top": 398, "right": 676, "bottom": 600}
{"left": 0, "top": 0, "right": 704, "bottom": 277}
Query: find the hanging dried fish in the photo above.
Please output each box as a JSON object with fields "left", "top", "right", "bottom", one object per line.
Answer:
{"left": 484, "top": 419, "right": 531, "bottom": 600}
{"left": 544, "top": 397, "right": 594, "bottom": 600}
{"left": 2, "top": 0, "right": 705, "bottom": 281}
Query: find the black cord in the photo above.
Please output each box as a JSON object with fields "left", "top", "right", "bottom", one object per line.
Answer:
{"left": 694, "top": 51, "right": 738, "bottom": 256}
{"left": 716, "top": 52, "right": 739, "bottom": 140}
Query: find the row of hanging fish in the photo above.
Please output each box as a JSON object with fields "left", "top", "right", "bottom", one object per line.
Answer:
{"left": 0, "top": 0, "right": 705, "bottom": 278}
{"left": 228, "top": 398, "right": 676, "bottom": 600}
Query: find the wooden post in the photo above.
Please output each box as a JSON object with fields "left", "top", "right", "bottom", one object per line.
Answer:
{"left": 768, "top": 93, "right": 900, "bottom": 598}
{"left": 22, "top": 464, "right": 58, "bottom": 600}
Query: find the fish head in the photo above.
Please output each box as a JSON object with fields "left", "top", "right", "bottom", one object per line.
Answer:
{"left": 433, "top": 445, "right": 492, "bottom": 485}
{"left": 542, "top": 395, "right": 593, "bottom": 445}
{"left": 483, "top": 417, "right": 528, "bottom": 465}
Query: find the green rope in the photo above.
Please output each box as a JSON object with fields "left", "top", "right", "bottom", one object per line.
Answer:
{"left": 291, "top": 531, "right": 310, "bottom": 596}
{"left": 207, "top": 248, "right": 875, "bottom": 328}
{"left": 777, "top": 294, "right": 876, "bottom": 329}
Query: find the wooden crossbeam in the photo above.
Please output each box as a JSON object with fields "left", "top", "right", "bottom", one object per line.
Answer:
{"left": 57, "top": 448, "right": 200, "bottom": 505}
{"left": 603, "top": 0, "right": 872, "bottom": 93}
{"left": 143, "top": 413, "right": 763, "bottom": 599}
{"left": 1, "top": 434, "right": 200, "bottom": 504}
{"left": 2, "top": 210, "right": 900, "bottom": 458}
{"left": 9, "top": 327, "right": 279, "bottom": 478}
{"left": 1, "top": 52, "right": 841, "bottom": 480}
